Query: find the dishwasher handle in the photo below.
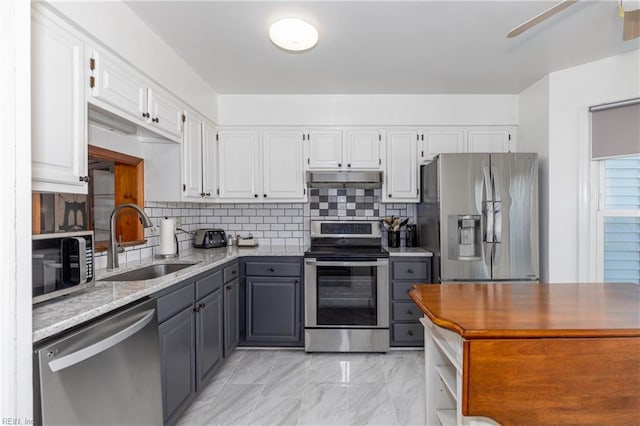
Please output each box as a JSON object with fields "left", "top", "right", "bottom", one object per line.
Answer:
{"left": 48, "top": 309, "right": 155, "bottom": 372}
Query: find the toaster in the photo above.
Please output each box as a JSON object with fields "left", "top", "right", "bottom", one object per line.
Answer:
{"left": 193, "top": 229, "right": 227, "bottom": 248}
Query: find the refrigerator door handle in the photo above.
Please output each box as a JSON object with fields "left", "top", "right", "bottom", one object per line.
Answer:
{"left": 482, "top": 166, "right": 494, "bottom": 243}
{"left": 492, "top": 166, "right": 503, "bottom": 243}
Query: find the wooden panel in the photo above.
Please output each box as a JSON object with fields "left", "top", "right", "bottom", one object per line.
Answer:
{"left": 409, "top": 283, "right": 640, "bottom": 338}
{"left": 463, "top": 337, "right": 640, "bottom": 424}
{"left": 114, "top": 163, "right": 144, "bottom": 242}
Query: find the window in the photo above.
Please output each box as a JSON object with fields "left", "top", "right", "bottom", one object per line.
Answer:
{"left": 597, "top": 156, "right": 640, "bottom": 283}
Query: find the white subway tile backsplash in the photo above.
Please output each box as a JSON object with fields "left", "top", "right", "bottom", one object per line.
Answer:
{"left": 92, "top": 197, "right": 416, "bottom": 272}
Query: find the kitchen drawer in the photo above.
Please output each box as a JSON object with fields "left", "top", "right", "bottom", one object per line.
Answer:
{"left": 392, "top": 261, "right": 428, "bottom": 281}
{"left": 196, "top": 270, "right": 222, "bottom": 300}
{"left": 392, "top": 323, "right": 424, "bottom": 343}
{"left": 392, "top": 302, "right": 422, "bottom": 321}
{"left": 245, "top": 262, "right": 300, "bottom": 277}
{"left": 157, "top": 283, "right": 194, "bottom": 323}
{"left": 391, "top": 282, "right": 415, "bottom": 301}
{"left": 223, "top": 262, "right": 239, "bottom": 283}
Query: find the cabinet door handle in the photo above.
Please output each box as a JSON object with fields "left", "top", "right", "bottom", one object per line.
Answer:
{"left": 142, "top": 112, "right": 150, "bottom": 118}
{"left": 200, "top": 192, "right": 205, "bottom": 197}
{"left": 152, "top": 117, "right": 159, "bottom": 123}
{"left": 408, "top": 330, "right": 414, "bottom": 336}
{"left": 206, "top": 192, "right": 211, "bottom": 197}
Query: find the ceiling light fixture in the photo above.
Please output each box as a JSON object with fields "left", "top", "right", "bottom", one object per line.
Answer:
{"left": 269, "top": 18, "right": 318, "bottom": 52}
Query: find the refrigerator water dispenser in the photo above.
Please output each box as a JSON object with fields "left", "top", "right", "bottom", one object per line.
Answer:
{"left": 447, "top": 215, "right": 481, "bottom": 260}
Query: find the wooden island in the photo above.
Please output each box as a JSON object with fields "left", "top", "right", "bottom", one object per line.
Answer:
{"left": 409, "top": 283, "right": 640, "bottom": 425}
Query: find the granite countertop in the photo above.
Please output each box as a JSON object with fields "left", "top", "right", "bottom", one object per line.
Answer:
{"left": 33, "top": 245, "right": 305, "bottom": 343}
{"left": 386, "top": 247, "right": 433, "bottom": 257}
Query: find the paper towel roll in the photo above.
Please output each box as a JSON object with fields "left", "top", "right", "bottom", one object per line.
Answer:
{"left": 158, "top": 218, "right": 176, "bottom": 255}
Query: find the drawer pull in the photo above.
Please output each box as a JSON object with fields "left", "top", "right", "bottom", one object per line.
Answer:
{"left": 269, "top": 267, "right": 275, "bottom": 272}
{"left": 226, "top": 285, "right": 232, "bottom": 290}
{"left": 407, "top": 269, "right": 413, "bottom": 274}
{"left": 408, "top": 330, "right": 414, "bottom": 336}
{"left": 407, "top": 309, "right": 414, "bottom": 315}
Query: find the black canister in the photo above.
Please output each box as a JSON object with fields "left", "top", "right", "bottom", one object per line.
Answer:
{"left": 388, "top": 230, "right": 401, "bottom": 248}
{"left": 405, "top": 224, "right": 418, "bottom": 247}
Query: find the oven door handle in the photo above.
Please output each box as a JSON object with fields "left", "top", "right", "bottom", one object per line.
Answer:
{"left": 304, "top": 259, "right": 389, "bottom": 267}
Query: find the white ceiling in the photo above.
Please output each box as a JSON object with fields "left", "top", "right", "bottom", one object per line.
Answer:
{"left": 125, "top": 1, "right": 640, "bottom": 95}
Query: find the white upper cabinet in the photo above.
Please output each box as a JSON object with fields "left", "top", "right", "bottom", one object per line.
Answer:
{"left": 32, "top": 5, "right": 87, "bottom": 194}
{"left": 344, "top": 129, "right": 383, "bottom": 170}
{"left": 218, "top": 129, "right": 261, "bottom": 200}
{"left": 262, "top": 130, "right": 305, "bottom": 200}
{"left": 87, "top": 47, "right": 183, "bottom": 143}
{"left": 419, "top": 128, "right": 467, "bottom": 162}
{"left": 201, "top": 121, "right": 218, "bottom": 200}
{"left": 307, "top": 129, "right": 343, "bottom": 169}
{"left": 218, "top": 129, "right": 306, "bottom": 202}
{"left": 384, "top": 130, "right": 419, "bottom": 202}
{"left": 182, "top": 111, "right": 204, "bottom": 199}
{"left": 467, "top": 127, "right": 515, "bottom": 153}
{"left": 146, "top": 88, "right": 184, "bottom": 139}
{"left": 87, "top": 47, "right": 146, "bottom": 122}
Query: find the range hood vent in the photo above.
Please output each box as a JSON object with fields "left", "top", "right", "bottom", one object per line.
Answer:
{"left": 306, "top": 171, "right": 383, "bottom": 189}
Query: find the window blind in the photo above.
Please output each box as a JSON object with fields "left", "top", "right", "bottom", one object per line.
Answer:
{"left": 591, "top": 98, "right": 640, "bottom": 160}
{"left": 602, "top": 156, "right": 640, "bottom": 284}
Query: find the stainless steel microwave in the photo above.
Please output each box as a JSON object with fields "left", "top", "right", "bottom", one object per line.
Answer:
{"left": 32, "top": 231, "right": 95, "bottom": 304}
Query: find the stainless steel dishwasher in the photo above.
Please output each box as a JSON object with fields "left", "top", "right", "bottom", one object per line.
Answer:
{"left": 34, "top": 298, "right": 163, "bottom": 425}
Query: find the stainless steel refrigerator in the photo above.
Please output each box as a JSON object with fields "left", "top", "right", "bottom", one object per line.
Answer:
{"left": 418, "top": 153, "right": 539, "bottom": 283}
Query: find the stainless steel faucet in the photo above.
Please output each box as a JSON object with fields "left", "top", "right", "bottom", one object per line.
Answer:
{"left": 107, "top": 203, "right": 153, "bottom": 269}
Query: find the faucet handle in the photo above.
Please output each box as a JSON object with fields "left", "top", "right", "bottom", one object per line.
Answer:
{"left": 117, "top": 235, "right": 125, "bottom": 253}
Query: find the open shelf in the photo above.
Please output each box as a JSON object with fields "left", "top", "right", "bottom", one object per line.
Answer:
{"left": 436, "top": 409, "right": 457, "bottom": 426}
{"left": 436, "top": 365, "right": 457, "bottom": 399}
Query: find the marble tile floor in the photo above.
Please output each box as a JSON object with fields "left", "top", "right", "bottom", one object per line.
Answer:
{"left": 177, "top": 349, "right": 426, "bottom": 426}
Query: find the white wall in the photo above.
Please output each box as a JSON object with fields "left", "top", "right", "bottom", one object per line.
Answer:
{"left": 218, "top": 94, "right": 518, "bottom": 126}
{"left": 89, "top": 123, "right": 145, "bottom": 158}
{"left": 1, "top": 0, "right": 32, "bottom": 419}
{"left": 546, "top": 49, "right": 640, "bottom": 282}
{"left": 519, "top": 76, "right": 550, "bottom": 281}
{"left": 48, "top": 0, "right": 219, "bottom": 122}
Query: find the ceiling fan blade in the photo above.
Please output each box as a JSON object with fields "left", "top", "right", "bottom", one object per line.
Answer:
{"left": 623, "top": 9, "right": 640, "bottom": 41}
{"left": 507, "top": 0, "right": 578, "bottom": 38}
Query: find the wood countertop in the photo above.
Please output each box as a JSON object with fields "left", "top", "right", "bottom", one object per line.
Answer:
{"left": 409, "top": 282, "right": 640, "bottom": 339}
{"left": 411, "top": 282, "right": 640, "bottom": 424}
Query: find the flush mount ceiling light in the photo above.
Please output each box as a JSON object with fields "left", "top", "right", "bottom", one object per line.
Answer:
{"left": 269, "top": 18, "right": 318, "bottom": 52}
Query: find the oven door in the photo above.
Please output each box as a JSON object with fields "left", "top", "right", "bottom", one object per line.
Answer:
{"left": 304, "top": 259, "right": 389, "bottom": 328}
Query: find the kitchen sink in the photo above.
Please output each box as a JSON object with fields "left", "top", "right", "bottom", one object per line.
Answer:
{"left": 100, "top": 263, "right": 197, "bottom": 281}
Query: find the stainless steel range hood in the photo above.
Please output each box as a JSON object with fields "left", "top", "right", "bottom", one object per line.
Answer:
{"left": 306, "top": 171, "right": 383, "bottom": 189}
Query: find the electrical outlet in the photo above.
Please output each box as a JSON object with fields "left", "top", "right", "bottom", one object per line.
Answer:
{"left": 145, "top": 226, "right": 160, "bottom": 238}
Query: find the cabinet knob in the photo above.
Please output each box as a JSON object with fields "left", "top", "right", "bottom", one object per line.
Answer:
{"left": 152, "top": 117, "right": 159, "bottom": 123}
{"left": 347, "top": 164, "right": 351, "bottom": 168}
{"left": 408, "top": 330, "right": 414, "bottom": 336}
{"left": 200, "top": 192, "right": 205, "bottom": 197}
{"left": 338, "top": 163, "right": 342, "bottom": 167}
{"left": 226, "top": 285, "right": 232, "bottom": 290}
{"left": 254, "top": 194, "right": 258, "bottom": 198}
{"left": 407, "top": 269, "right": 413, "bottom": 274}
{"left": 206, "top": 192, "right": 211, "bottom": 197}
{"left": 142, "top": 112, "right": 150, "bottom": 118}
{"left": 407, "top": 309, "right": 414, "bottom": 315}
{"left": 388, "top": 194, "right": 392, "bottom": 198}
{"left": 193, "top": 306, "right": 200, "bottom": 313}
{"left": 263, "top": 194, "right": 267, "bottom": 198}
{"left": 200, "top": 302, "right": 206, "bottom": 309}
{"left": 269, "top": 267, "right": 275, "bottom": 272}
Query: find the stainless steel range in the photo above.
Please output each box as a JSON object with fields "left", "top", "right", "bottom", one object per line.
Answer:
{"left": 304, "top": 220, "right": 389, "bottom": 352}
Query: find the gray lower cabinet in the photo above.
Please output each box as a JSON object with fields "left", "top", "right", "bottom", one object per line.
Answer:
{"left": 156, "top": 268, "right": 225, "bottom": 425}
{"left": 242, "top": 257, "right": 303, "bottom": 346}
{"left": 158, "top": 305, "right": 195, "bottom": 425}
{"left": 223, "top": 263, "right": 240, "bottom": 357}
{"left": 390, "top": 256, "right": 431, "bottom": 347}
{"left": 195, "top": 287, "right": 223, "bottom": 390}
